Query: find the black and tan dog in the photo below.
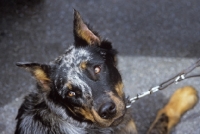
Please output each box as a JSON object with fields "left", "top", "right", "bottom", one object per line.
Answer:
{"left": 15, "top": 10, "right": 198, "bottom": 134}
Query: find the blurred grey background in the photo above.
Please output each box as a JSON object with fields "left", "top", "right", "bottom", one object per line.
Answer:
{"left": 0, "top": 0, "right": 200, "bottom": 133}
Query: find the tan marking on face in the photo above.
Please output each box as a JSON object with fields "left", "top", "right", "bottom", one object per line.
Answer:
{"left": 108, "top": 92, "right": 125, "bottom": 115}
{"left": 91, "top": 92, "right": 126, "bottom": 127}
{"left": 91, "top": 108, "right": 113, "bottom": 127}
{"left": 115, "top": 82, "right": 124, "bottom": 99}
{"left": 74, "top": 107, "right": 95, "bottom": 122}
{"left": 80, "top": 61, "right": 87, "bottom": 70}
{"left": 66, "top": 81, "right": 72, "bottom": 90}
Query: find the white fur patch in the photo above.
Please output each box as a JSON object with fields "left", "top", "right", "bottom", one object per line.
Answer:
{"left": 59, "top": 47, "right": 93, "bottom": 97}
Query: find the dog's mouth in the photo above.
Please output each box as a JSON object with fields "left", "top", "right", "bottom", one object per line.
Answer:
{"left": 72, "top": 105, "right": 126, "bottom": 127}
{"left": 71, "top": 91, "right": 126, "bottom": 127}
{"left": 90, "top": 106, "right": 126, "bottom": 127}
{"left": 88, "top": 92, "right": 126, "bottom": 127}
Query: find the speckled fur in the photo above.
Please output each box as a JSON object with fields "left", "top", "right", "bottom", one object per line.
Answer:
{"left": 15, "top": 10, "right": 137, "bottom": 134}
{"left": 15, "top": 10, "right": 198, "bottom": 134}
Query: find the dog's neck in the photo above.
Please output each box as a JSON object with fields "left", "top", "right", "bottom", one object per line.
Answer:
{"left": 42, "top": 93, "right": 119, "bottom": 133}
{"left": 43, "top": 93, "right": 92, "bottom": 126}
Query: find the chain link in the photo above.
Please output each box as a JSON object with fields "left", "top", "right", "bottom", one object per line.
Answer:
{"left": 126, "top": 58, "right": 200, "bottom": 109}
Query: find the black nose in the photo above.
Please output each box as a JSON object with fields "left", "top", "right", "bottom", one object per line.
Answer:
{"left": 98, "top": 102, "right": 116, "bottom": 119}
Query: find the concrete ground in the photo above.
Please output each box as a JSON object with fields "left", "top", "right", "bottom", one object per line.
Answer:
{"left": 0, "top": 0, "right": 200, "bottom": 133}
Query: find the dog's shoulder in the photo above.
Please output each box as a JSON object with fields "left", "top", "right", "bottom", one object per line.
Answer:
{"left": 15, "top": 92, "right": 89, "bottom": 134}
{"left": 15, "top": 93, "right": 53, "bottom": 133}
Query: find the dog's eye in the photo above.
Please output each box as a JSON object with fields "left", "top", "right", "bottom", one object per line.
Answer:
{"left": 67, "top": 91, "right": 76, "bottom": 97}
{"left": 94, "top": 66, "right": 101, "bottom": 74}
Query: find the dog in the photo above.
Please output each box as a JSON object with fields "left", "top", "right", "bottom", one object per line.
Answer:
{"left": 15, "top": 10, "right": 198, "bottom": 134}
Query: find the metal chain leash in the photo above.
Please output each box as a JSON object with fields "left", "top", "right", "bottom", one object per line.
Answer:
{"left": 126, "top": 58, "right": 200, "bottom": 108}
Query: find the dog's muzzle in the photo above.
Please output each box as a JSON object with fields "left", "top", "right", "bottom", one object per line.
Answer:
{"left": 98, "top": 102, "right": 117, "bottom": 119}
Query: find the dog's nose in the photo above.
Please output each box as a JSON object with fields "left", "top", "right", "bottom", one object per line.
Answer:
{"left": 98, "top": 102, "right": 116, "bottom": 119}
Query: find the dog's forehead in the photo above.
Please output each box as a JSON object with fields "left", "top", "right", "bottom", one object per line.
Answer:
{"left": 61, "top": 47, "right": 92, "bottom": 67}
{"left": 54, "top": 47, "right": 94, "bottom": 94}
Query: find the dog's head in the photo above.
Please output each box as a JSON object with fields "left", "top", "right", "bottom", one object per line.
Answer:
{"left": 17, "top": 10, "right": 126, "bottom": 127}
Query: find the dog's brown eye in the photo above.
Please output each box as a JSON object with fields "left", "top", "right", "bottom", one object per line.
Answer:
{"left": 67, "top": 91, "right": 76, "bottom": 97}
{"left": 94, "top": 66, "right": 101, "bottom": 74}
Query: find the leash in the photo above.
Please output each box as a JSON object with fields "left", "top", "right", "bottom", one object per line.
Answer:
{"left": 126, "top": 58, "right": 200, "bottom": 108}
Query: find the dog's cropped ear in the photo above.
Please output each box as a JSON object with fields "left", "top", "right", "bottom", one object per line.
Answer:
{"left": 73, "top": 9, "right": 100, "bottom": 47}
{"left": 16, "top": 62, "right": 51, "bottom": 91}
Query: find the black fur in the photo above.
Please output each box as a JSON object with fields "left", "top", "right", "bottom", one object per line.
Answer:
{"left": 15, "top": 10, "right": 132, "bottom": 134}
